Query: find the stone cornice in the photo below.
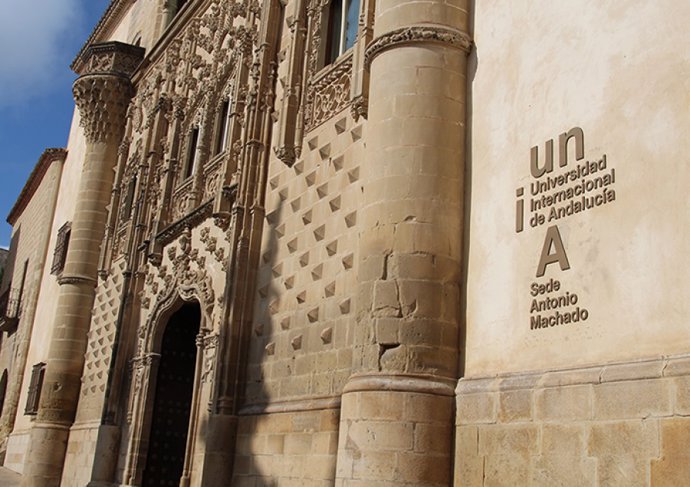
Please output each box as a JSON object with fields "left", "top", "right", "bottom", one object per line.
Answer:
{"left": 364, "top": 25, "right": 472, "bottom": 68}
{"left": 344, "top": 373, "right": 457, "bottom": 397}
{"left": 7, "top": 148, "right": 67, "bottom": 225}
{"left": 79, "top": 41, "right": 146, "bottom": 78}
{"left": 71, "top": 0, "right": 136, "bottom": 74}
{"left": 57, "top": 274, "right": 98, "bottom": 286}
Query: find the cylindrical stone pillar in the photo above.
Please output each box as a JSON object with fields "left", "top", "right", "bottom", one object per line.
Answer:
{"left": 336, "top": 2, "right": 471, "bottom": 486}
{"left": 21, "top": 42, "right": 143, "bottom": 487}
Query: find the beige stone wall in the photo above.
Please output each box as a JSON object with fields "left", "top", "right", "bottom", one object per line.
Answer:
{"left": 83, "top": 0, "right": 167, "bottom": 49}
{"left": 233, "top": 408, "right": 340, "bottom": 487}
{"left": 0, "top": 153, "right": 63, "bottom": 467}
{"left": 5, "top": 110, "right": 86, "bottom": 471}
{"left": 456, "top": 354, "right": 690, "bottom": 486}
{"left": 59, "top": 421, "right": 101, "bottom": 486}
{"left": 466, "top": 0, "right": 690, "bottom": 376}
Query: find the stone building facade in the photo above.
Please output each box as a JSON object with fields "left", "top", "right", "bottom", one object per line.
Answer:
{"left": 1, "top": 0, "right": 690, "bottom": 486}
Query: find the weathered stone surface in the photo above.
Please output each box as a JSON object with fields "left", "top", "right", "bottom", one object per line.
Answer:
{"left": 651, "top": 418, "right": 690, "bottom": 486}
{"left": 457, "top": 392, "right": 497, "bottom": 424}
{"left": 530, "top": 425, "right": 594, "bottom": 486}
{"left": 535, "top": 385, "right": 592, "bottom": 421}
{"left": 593, "top": 379, "right": 672, "bottom": 420}
{"left": 498, "top": 389, "right": 532, "bottom": 423}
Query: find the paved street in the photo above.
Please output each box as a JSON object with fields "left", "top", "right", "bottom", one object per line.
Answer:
{"left": 0, "top": 466, "right": 21, "bottom": 486}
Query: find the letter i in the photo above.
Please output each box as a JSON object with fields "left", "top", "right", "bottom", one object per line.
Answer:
{"left": 516, "top": 187, "right": 524, "bottom": 233}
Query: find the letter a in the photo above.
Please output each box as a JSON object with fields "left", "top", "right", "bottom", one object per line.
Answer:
{"left": 536, "top": 225, "right": 571, "bottom": 277}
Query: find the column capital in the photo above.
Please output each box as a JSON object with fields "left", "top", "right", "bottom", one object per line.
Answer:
{"left": 73, "top": 42, "right": 145, "bottom": 144}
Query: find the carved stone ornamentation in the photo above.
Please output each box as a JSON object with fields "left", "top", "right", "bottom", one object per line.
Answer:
{"left": 200, "top": 333, "right": 220, "bottom": 384}
{"left": 73, "top": 42, "right": 145, "bottom": 144}
{"left": 350, "top": 95, "right": 368, "bottom": 121}
{"left": 78, "top": 41, "right": 145, "bottom": 78}
{"left": 274, "top": 146, "right": 299, "bottom": 166}
{"left": 73, "top": 75, "right": 134, "bottom": 144}
{"left": 364, "top": 26, "right": 473, "bottom": 68}
{"left": 304, "top": 54, "right": 353, "bottom": 131}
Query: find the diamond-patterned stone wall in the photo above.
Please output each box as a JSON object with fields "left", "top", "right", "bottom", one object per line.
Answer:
{"left": 246, "top": 113, "right": 363, "bottom": 405}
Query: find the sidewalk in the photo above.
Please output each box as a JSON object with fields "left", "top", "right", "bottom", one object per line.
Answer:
{"left": 0, "top": 466, "right": 21, "bottom": 486}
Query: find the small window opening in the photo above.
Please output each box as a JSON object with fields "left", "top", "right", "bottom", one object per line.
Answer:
{"left": 215, "top": 100, "right": 231, "bottom": 155}
{"left": 51, "top": 222, "right": 71, "bottom": 275}
{"left": 324, "top": 0, "right": 360, "bottom": 66}
{"left": 185, "top": 128, "right": 200, "bottom": 179}
{"left": 24, "top": 362, "right": 46, "bottom": 415}
{"left": 123, "top": 176, "right": 138, "bottom": 221}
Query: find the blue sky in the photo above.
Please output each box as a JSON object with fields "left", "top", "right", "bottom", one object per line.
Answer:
{"left": 0, "top": 0, "right": 110, "bottom": 248}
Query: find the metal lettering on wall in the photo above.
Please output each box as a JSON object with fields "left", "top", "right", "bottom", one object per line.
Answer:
{"left": 514, "top": 127, "right": 617, "bottom": 331}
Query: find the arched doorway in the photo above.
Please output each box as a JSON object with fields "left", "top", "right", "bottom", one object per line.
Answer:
{"left": 142, "top": 303, "right": 200, "bottom": 487}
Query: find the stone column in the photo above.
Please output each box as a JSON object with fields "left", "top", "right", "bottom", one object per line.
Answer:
{"left": 21, "top": 42, "right": 144, "bottom": 487}
{"left": 335, "top": 3, "right": 471, "bottom": 486}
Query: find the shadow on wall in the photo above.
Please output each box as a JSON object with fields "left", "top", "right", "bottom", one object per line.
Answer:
{"left": 234, "top": 192, "right": 283, "bottom": 487}
{"left": 460, "top": 0, "right": 477, "bottom": 379}
{"left": 170, "top": 195, "right": 288, "bottom": 487}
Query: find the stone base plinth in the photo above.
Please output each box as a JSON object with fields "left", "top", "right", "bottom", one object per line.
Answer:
{"left": 456, "top": 354, "right": 690, "bottom": 486}
{"left": 232, "top": 404, "right": 340, "bottom": 487}
{"left": 336, "top": 375, "right": 455, "bottom": 487}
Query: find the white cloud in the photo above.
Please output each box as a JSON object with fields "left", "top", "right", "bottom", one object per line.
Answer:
{"left": 0, "top": 0, "right": 83, "bottom": 108}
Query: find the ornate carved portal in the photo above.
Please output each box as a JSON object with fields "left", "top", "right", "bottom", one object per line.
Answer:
{"left": 142, "top": 303, "right": 200, "bottom": 487}
{"left": 123, "top": 288, "right": 216, "bottom": 487}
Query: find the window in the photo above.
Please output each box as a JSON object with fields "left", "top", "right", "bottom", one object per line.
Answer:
{"left": 324, "top": 0, "right": 360, "bottom": 66}
{"left": 51, "top": 222, "right": 71, "bottom": 275}
{"left": 17, "top": 259, "right": 28, "bottom": 315}
{"left": 24, "top": 362, "right": 46, "bottom": 415}
{"left": 170, "top": 0, "right": 189, "bottom": 20}
{"left": 0, "top": 369, "right": 7, "bottom": 417}
{"left": 215, "top": 100, "right": 231, "bottom": 156}
{"left": 122, "top": 176, "right": 137, "bottom": 221}
{"left": 184, "top": 128, "right": 200, "bottom": 179}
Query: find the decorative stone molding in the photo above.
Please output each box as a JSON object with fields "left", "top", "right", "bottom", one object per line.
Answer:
{"left": 155, "top": 200, "right": 214, "bottom": 248}
{"left": 305, "top": 53, "right": 353, "bottom": 131}
{"left": 200, "top": 333, "right": 219, "bottom": 384}
{"left": 350, "top": 95, "right": 368, "bottom": 121}
{"left": 57, "top": 274, "right": 98, "bottom": 286}
{"left": 344, "top": 373, "right": 457, "bottom": 397}
{"left": 364, "top": 25, "right": 472, "bottom": 68}
{"left": 274, "top": 146, "right": 299, "bottom": 166}
{"left": 73, "top": 42, "right": 144, "bottom": 144}
{"left": 79, "top": 41, "right": 145, "bottom": 78}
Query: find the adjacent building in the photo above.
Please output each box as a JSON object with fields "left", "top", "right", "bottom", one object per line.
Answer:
{"left": 1, "top": 1, "right": 689, "bottom": 486}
